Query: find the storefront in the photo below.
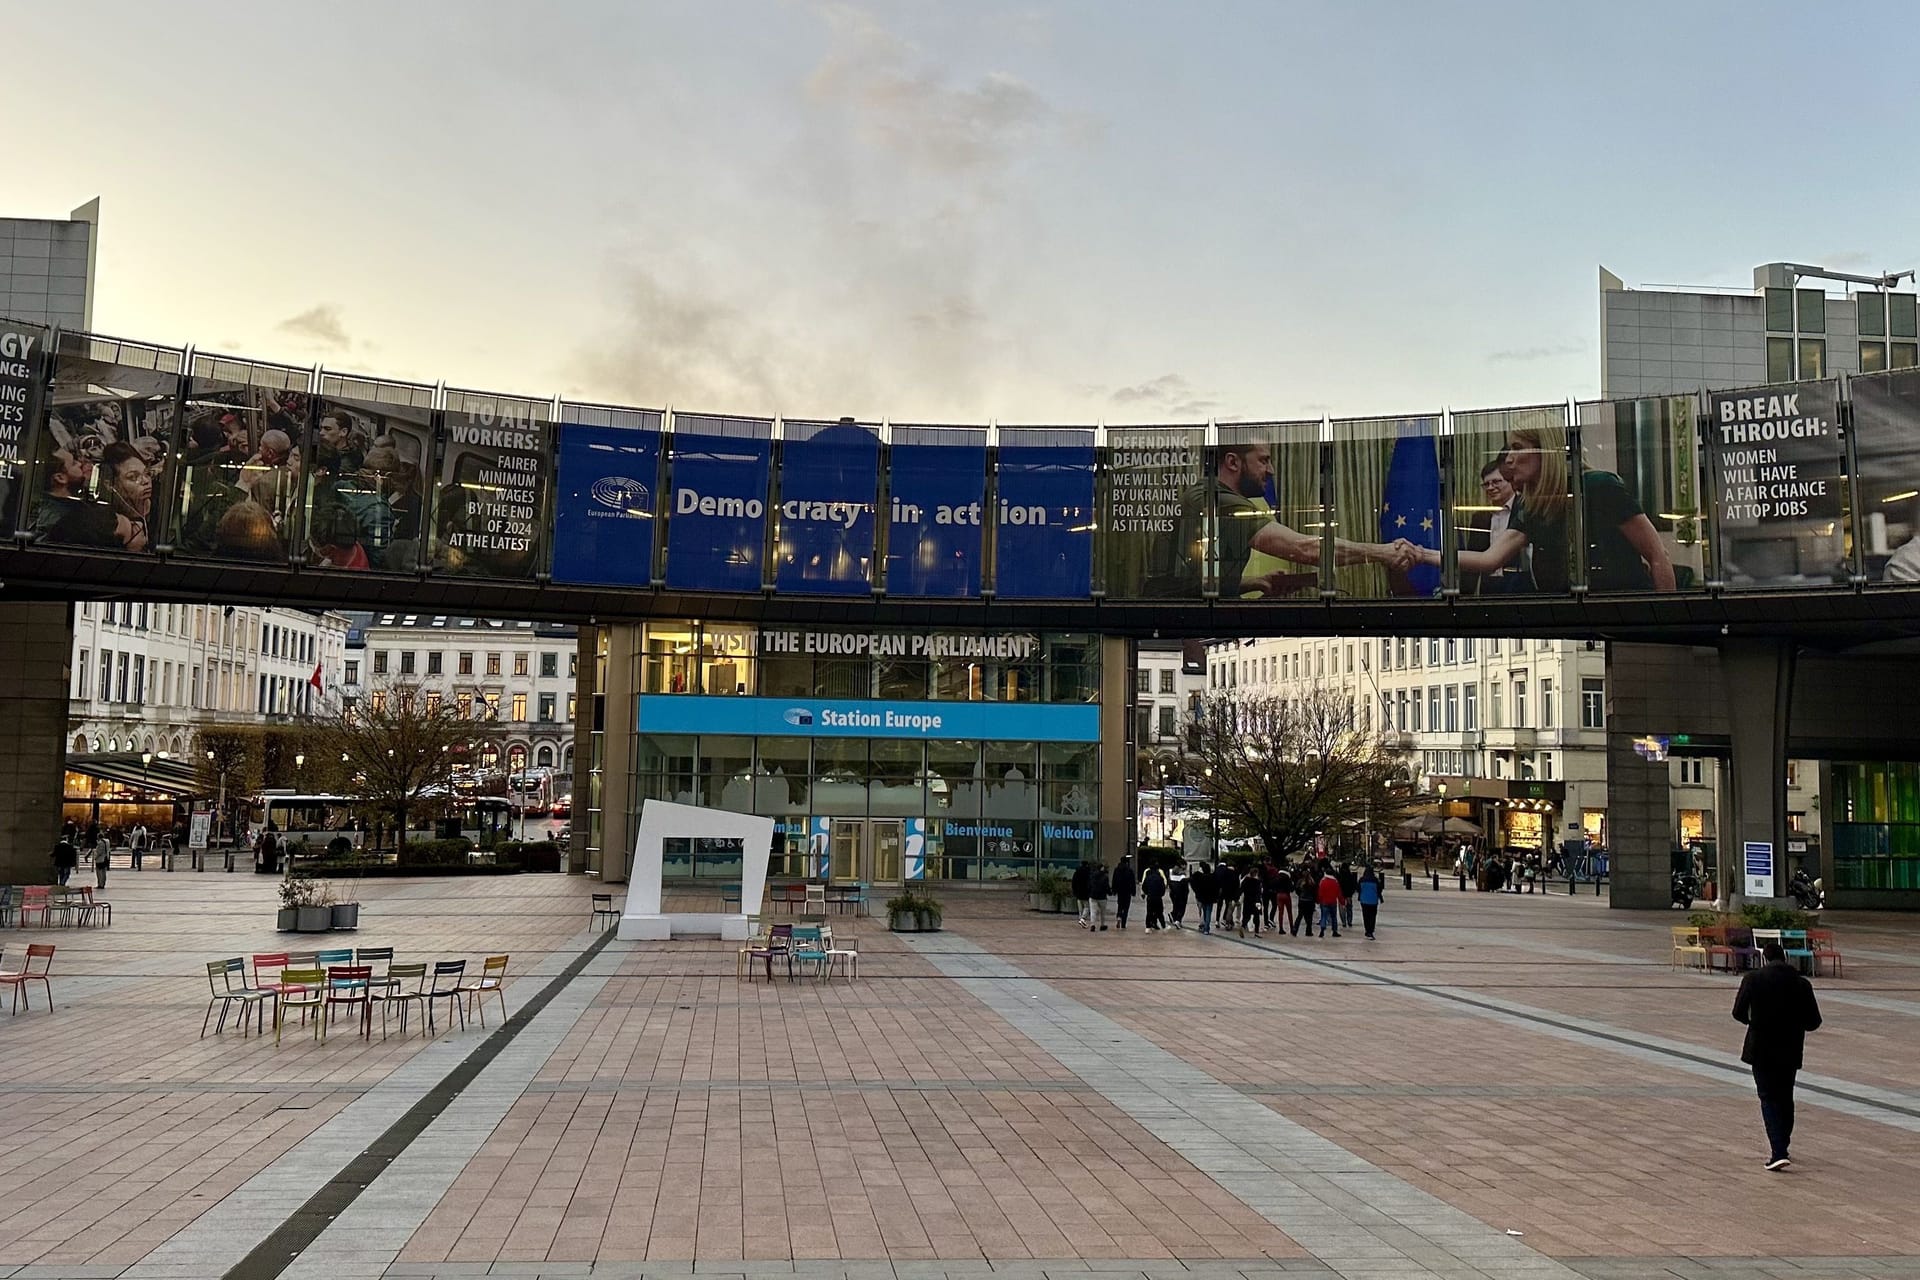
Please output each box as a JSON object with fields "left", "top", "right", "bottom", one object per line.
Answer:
{"left": 63, "top": 753, "right": 202, "bottom": 837}
{"left": 584, "top": 622, "right": 1129, "bottom": 884}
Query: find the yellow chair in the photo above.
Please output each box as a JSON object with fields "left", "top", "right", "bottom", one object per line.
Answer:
{"left": 461, "top": 955, "right": 509, "bottom": 1025}
{"left": 274, "top": 967, "right": 327, "bottom": 1045}
{"left": 1670, "top": 926, "right": 1708, "bottom": 971}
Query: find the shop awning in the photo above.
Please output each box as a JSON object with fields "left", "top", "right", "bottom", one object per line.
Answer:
{"left": 66, "top": 753, "right": 206, "bottom": 799}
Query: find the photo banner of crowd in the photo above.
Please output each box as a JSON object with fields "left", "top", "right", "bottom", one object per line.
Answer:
{"left": 8, "top": 316, "right": 1920, "bottom": 600}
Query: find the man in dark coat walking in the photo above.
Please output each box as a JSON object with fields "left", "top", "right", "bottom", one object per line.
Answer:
{"left": 1733, "top": 940, "right": 1823, "bottom": 1170}
{"left": 1071, "top": 860, "right": 1092, "bottom": 929}
{"left": 1112, "top": 855, "right": 1138, "bottom": 930}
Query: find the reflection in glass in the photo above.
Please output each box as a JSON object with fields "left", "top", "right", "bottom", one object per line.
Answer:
{"left": 1576, "top": 396, "right": 1704, "bottom": 592}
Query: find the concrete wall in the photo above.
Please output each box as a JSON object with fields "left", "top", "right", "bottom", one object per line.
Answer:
{"left": 0, "top": 603, "right": 76, "bottom": 884}
{"left": 0, "top": 214, "right": 92, "bottom": 329}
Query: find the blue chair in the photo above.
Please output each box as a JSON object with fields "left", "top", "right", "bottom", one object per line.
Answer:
{"left": 788, "top": 925, "right": 829, "bottom": 981}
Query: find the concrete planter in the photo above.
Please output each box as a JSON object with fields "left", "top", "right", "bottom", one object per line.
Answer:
{"left": 330, "top": 902, "right": 360, "bottom": 930}
{"left": 295, "top": 905, "right": 333, "bottom": 933}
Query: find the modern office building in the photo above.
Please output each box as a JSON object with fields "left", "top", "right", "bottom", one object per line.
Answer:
{"left": 339, "top": 613, "right": 581, "bottom": 779}
{"left": 0, "top": 203, "right": 96, "bottom": 332}
{"left": 578, "top": 622, "right": 1124, "bottom": 885}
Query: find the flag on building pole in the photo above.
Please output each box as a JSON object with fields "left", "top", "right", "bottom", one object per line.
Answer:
{"left": 309, "top": 661, "right": 324, "bottom": 692}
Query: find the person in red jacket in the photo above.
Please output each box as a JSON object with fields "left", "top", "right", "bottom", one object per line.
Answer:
{"left": 1314, "top": 865, "right": 1343, "bottom": 937}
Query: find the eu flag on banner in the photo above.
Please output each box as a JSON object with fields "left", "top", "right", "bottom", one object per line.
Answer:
{"left": 1378, "top": 419, "right": 1441, "bottom": 597}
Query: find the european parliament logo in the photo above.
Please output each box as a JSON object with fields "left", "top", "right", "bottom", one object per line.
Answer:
{"left": 589, "top": 476, "right": 651, "bottom": 517}
{"left": 782, "top": 707, "right": 814, "bottom": 727}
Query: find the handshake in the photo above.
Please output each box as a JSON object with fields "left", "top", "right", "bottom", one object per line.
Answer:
{"left": 1374, "top": 538, "right": 1434, "bottom": 571}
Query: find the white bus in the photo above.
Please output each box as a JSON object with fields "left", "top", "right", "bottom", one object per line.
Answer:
{"left": 507, "top": 771, "right": 553, "bottom": 816}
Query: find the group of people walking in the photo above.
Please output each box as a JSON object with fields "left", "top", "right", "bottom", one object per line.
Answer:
{"left": 1069, "top": 853, "right": 1386, "bottom": 940}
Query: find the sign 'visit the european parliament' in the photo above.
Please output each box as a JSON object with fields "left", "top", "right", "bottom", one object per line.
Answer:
{"left": 14, "top": 320, "right": 1920, "bottom": 601}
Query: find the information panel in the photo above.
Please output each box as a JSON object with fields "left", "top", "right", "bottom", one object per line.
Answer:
{"left": 994, "top": 435, "right": 1094, "bottom": 599}
{"left": 664, "top": 431, "right": 772, "bottom": 591}
{"left": 885, "top": 431, "right": 987, "bottom": 597}
{"left": 637, "top": 694, "right": 1101, "bottom": 742}
{"left": 1705, "top": 380, "right": 1846, "bottom": 588}
{"left": 551, "top": 420, "right": 662, "bottom": 587}
{"left": 774, "top": 421, "right": 879, "bottom": 595}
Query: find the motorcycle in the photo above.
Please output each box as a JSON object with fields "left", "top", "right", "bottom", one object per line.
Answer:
{"left": 1671, "top": 869, "right": 1700, "bottom": 909}
{"left": 1787, "top": 868, "right": 1824, "bottom": 911}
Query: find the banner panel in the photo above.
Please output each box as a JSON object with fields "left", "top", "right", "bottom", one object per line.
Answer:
{"left": 1215, "top": 421, "right": 1324, "bottom": 599}
{"left": 636, "top": 694, "right": 1101, "bottom": 742}
{"left": 432, "top": 396, "right": 552, "bottom": 579}
{"left": 1574, "top": 394, "right": 1702, "bottom": 592}
{"left": 1846, "top": 370, "right": 1920, "bottom": 584}
{"left": 994, "top": 435, "right": 1094, "bottom": 599}
{"left": 305, "top": 393, "right": 431, "bottom": 572}
{"left": 1449, "top": 405, "right": 1571, "bottom": 594}
{"left": 1704, "top": 379, "right": 1846, "bottom": 588}
{"left": 175, "top": 359, "right": 309, "bottom": 563}
{"left": 0, "top": 320, "right": 48, "bottom": 532}
{"left": 885, "top": 430, "right": 986, "bottom": 597}
{"left": 1105, "top": 425, "right": 1205, "bottom": 597}
{"left": 663, "top": 431, "right": 772, "bottom": 591}
{"left": 774, "top": 421, "right": 879, "bottom": 595}
{"left": 551, "top": 420, "right": 662, "bottom": 588}
{"left": 31, "top": 354, "right": 178, "bottom": 554}
{"left": 1329, "top": 414, "right": 1443, "bottom": 599}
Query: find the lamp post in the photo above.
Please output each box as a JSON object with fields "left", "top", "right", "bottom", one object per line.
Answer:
{"left": 205, "top": 749, "right": 225, "bottom": 847}
{"left": 295, "top": 752, "right": 305, "bottom": 786}
{"left": 1204, "top": 766, "right": 1218, "bottom": 859}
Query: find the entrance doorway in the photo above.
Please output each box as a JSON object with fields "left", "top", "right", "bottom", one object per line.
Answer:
{"left": 827, "top": 818, "right": 904, "bottom": 884}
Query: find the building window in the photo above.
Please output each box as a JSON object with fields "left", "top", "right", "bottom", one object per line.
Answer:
{"left": 511, "top": 692, "right": 528, "bottom": 721}
{"left": 1463, "top": 683, "right": 1478, "bottom": 732}
{"left": 510, "top": 652, "right": 527, "bottom": 678}
{"left": 566, "top": 692, "right": 576, "bottom": 720}
{"left": 1767, "top": 336, "right": 1794, "bottom": 383}
{"left": 542, "top": 651, "right": 559, "bottom": 679}
{"left": 538, "top": 692, "right": 556, "bottom": 722}
{"left": 458, "top": 652, "right": 474, "bottom": 676}
{"left": 457, "top": 691, "right": 473, "bottom": 718}
{"left": 425, "top": 690, "right": 442, "bottom": 714}
{"left": 1427, "top": 637, "right": 1440, "bottom": 665}
{"left": 483, "top": 692, "right": 501, "bottom": 719}
{"left": 1381, "top": 638, "right": 1391, "bottom": 670}
{"left": 1893, "top": 293, "right": 1919, "bottom": 339}
{"left": 487, "top": 652, "right": 502, "bottom": 677}
{"left": 76, "top": 648, "right": 89, "bottom": 699}
{"left": 345, "top": 660, "right": 360, "bottom": 685}
{"left": 400, "top": 651, "right": 415, "bottom": 675}
{"left": 1764, "top": 287, "right": 1793, "bottom": 332}
{"left": 1895, "top": 342, "right": 1920, "bottom": 370}
{"left": 1581, "top": 677, "right": 1605, "bottom": 729}
{"left": 373, "top": 650, "right": 388, "bottom": 675}
{"left": 371, "top": 690, "right": 387, "bottom": 714}
{"left": 1444, "top": 685, "right": 1458, "bottom": 732}
{"left": 1489, "top": 681, "right": 1503, "bottom": 728}
{"left": 1427, "top": 685, "right": 1440, "bottom": 731}
{"left": 428, "top": 651, "right": 443, "bottom": 675}
{"left": 1798, "top": 338, "right": 1825, "bottom": 380}
{"left": 1513, "top": 677, "right": 1528, "bottom": 727}
{"left": 1157, "top": 668, "right": 1174, "bottom": 694}
{"left": 1544, "top": 752, "right": 1556, "bottom": 781}
{"left": 1796, "top": 287, "right": 1825, "bottom": 334}
{"left": 1157, "top": 704, "right": 1175, "bottom": 739}
{"left": 1861, "top": 340, "right": 1888, "bottom": 373}
{"left": 1411, "top": 690, "right": 1424, "bottom": 733}
{"left": 569, "top": 651, "right": 578, "bottom": 678}
{"left": 1135, "top": 669, "right": 1151, "bottom": 694}
{"left": 1676, "top": 757, "right": 1705, "bottom": 786}
{"left": 1541, "top": 677, "right": 1556, "bottom": 729}
{"left": 1489, "top": 638, "right": 1501, "bottom": 657}
{"left": 116, "top": 652, "right": 129, "bottom": 702}
{"left": 1860, "top": 292, "right": 1887, "bottom": 337}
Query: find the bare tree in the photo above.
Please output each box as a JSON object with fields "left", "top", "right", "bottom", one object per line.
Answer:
{"left": 1186, "top": 686, "right": 1417, "bottom": 860}
{"left": 311, "top": 683, "right": 501, "bottom": 848}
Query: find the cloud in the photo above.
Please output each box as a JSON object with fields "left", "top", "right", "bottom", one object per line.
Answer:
{"left": 805, "top": 2, "right": 1055, "bottom": 175}
{"left": 277, "top": 304, "right": 350, "bottom": 349}
{"left": 1107, "top": 373, "right": 1219, "bottom": 419}
{"left": 1488, "top": 340, "right": 1585, "bottom": 363}
{"left": 1819, "top": 250, "right": 1876, "bottom": 271}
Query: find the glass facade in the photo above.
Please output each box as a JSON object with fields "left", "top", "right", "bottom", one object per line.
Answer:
{"left": 626, "top": 622, "right": 1102, "bottom": 882}
{"left": 1832, "top": 761, "right": 1920, "bottom": 893}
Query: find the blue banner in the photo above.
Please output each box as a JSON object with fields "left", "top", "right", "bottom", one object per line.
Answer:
{"left": 664, "top": 433, "right": 772, "bottom": 591}
{"left": 552, "top": 423, "right": 660, "bottom": 587}
{"left": 886, "top": 441, "right": 987, "bottom": 597}
{"left": 637, "top": 694, "right": 1100, "bottom": 742}
{"left": 1379, "top": 421, "right": 1441, "bottom": 597}
{"left": 775, "top": 426, "right": 879, "bottom": 595}
{"left": 994, "top": 443, "right": 1095, "bottom": 598}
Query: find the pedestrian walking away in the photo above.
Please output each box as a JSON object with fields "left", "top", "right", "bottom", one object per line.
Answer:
{"left": 1088, "top": 861, "right": 1111, "bottom": 931}
{"left": 1113, "top": 854, "right": 1138, "bottom": 930}
{"left": 1168, "top": 861, "right": 1189, "bottom": 928}
{"left": 1337, "top": 861, "right": 1359, "bottom": 928}
{"left": 1072, "top": 860, "right": 1092, "bottom": 929}
{"left": 1733, "top": 940, "right": 1823, "bottom": 1170}
{"left": 1273, "top": 862, "right": 1295, "bottom": 933}
{"left": 52, "top": 836, "right": 78, "bottom": 887}
{"left": 1293, "top": 865, "right": 1316, "bottom": 936}
{"left": 1213, "top": 859, "right": 1239, "bottom": 932}
{"left": 1315, "top": 866, "right": 1343, "bottom": 937}
{"left": 94, "top": 835, "right": 111, "bottom": 888}
{"left": 1357, "top": 863, "right": 1383, "bottom": 939}
{"left": 1142, "top": 858, "right": 1168, "bottom": 932}
{"left": 1238, "top": 867, "right": 1263, "bottom": 937}
{"left": 1192, "top": 859, "right": 1217, "bottom": 934}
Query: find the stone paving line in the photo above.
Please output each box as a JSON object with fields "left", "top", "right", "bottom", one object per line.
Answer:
{"left": 112, "top": 924, "right": 616, "bottom": 1280}
{"left": 906, "top": 935, "right": 1581, "bottom": 1280}
{"left": 1212, "top": 930, "right": 1920, "bottom": 1129}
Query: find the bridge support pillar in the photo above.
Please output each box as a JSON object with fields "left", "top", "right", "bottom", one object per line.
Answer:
{"left": 1719, "top": 637, "right": 1796, "bottom": 907}
{"left": 0, "top": 602, "right": 73, "bottom": 885}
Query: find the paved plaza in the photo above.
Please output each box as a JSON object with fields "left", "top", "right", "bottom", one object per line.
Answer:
{"left": 3, "top": 872, "right": 1920, "bottom": 1280}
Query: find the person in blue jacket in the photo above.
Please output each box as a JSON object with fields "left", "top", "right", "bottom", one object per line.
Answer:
{"left": 1357, "top": 864, "right": 1385, "bottom": 940}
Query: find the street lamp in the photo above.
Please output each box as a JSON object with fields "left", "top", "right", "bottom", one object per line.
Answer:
{"left": 1204, "top": 766, "right": 1218, "bottom": 858}
{"left": 295, "top": 752, "right": 305, "bottom": 786}
{"left": 205, "top": 748, "right": 226, "bottom": 846}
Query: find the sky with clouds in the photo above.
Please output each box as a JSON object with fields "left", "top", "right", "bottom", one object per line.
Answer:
{"left": 8, "top": 0, "right": 1920, "bottom": 423}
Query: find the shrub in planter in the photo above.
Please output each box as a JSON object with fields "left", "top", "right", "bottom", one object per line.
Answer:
{"left": 886, "top": 890, "right": 944, "bottom": 932}
{"left": 397, "top": 837, "right": 474, "bottom": 869}
{"left": 1739, "top": 902, "right": 1811, "bottom": 931}
{"left": 1028, "top": 867, "right": 1072, "bottom": 913}
{"left": 278, "top": 875, "right": 317, "bottom": 931}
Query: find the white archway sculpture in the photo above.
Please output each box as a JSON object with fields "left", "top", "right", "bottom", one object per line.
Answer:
{"left": 618, "top": 799, "right": 772, "bottom": 942}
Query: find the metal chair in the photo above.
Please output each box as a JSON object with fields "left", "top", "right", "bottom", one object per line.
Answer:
{"left": 423, "top": 960, "right": 467, "bottom": 1033}
{"left": 372, "top": 962, "right": 429, "bottom": 1038}
{"left": 788, "top": 925, "right": 829, "bottom": 981}
{"left": 0, "top": 944, "right": 56, "bottom": 1013}
{"left": 274, "top": 967, "right": 327, "bottom": 1044}
{"left": 591, "top": 893, "right": 621, "bottom": 929}
{"left": 744, "top": 924, "right": 793, "bottom": 982}
{"left": 460, "top": 955, "right": 509, "bottom": 1026}
{"left": 322, "top": 965, "right": 374, "bottom": 1041}
{"left": 202, "top": 958, "right": 274, "bottom": 1037}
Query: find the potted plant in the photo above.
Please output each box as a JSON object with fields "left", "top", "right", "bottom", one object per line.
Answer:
{"left": 295, "top": 878, "right": 335, "bottom": 933}
{"left": 330, "top": 879, "right": 360, "bottom": 931}
{"left": 276, "top": 875, "right": 306, "bottom": 931}
{"left": 887, "top": 890, "right": 944, "bottom": 933}
{"left": 1028, "top": 867, "right": 1072, "bottom": 913}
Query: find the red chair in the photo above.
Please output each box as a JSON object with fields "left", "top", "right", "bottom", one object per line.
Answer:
{"left": 322, "top": 965, "right": 374, "bottom": 1041}
{"left": 747, "top": 924, "right": 793, "bottom": 982}
{"left": 17, "top": 886, "right": 53, "bottom": 928}
{"left": 1, "top": 944, "right": 56, "bottom": 1013}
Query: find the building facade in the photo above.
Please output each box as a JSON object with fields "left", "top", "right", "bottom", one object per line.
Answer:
{"left": 0, "top": 204, "right": 95, "bottom": 332}
{"left": 579, "top": 622, "right": 1128, "bottom": 885}
{"left": 340, "top": 613, "right": 580, "bottom": 779}
{"left": 67, "top": 602, "right": 352, "bottom": 755}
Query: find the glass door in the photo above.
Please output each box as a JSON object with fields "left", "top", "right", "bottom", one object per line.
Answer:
{"left": 829, "top": 818, "right": 864, "bottom": 883}
{"left": 868, "top": 819, "right": 905, "bottom": 883}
